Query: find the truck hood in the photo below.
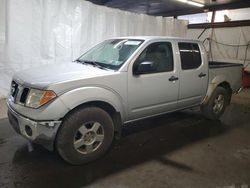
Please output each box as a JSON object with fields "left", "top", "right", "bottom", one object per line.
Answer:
{"left": 13, "top": 62, "right": 115, "bottom": 89}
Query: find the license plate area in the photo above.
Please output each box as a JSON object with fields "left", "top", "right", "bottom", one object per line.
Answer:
{"left": 8, "top": 110, "right": 21, "bottom": 134}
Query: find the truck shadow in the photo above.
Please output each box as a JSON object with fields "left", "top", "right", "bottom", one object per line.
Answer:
{"left": 12, "top": 110, "right": 229, "bottom": 187}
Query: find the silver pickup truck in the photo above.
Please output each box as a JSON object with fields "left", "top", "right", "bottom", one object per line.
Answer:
{"left": 7, "top": 36, "right": 242, "bottom": 164}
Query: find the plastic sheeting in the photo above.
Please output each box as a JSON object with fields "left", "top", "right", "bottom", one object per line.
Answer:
{"left": 187, "top": 27, "right": 250, "bottom": 71}
{"left": 0, "top": 0, "right": 188, "bottom": 98}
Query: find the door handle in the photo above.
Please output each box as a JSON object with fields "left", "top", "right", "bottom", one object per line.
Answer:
{"left": 169, "top": 76, "right": 179, "bottom": 82}
{"left": 198, "top": 72, "right": 206, "bottom": 78}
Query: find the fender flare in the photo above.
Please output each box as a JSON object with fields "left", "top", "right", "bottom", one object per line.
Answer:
{"left": 202, "top": 75, "right": 229, "bottom": 105}
{"left": 58, "top": 86, "right": 126, "bottom": 121}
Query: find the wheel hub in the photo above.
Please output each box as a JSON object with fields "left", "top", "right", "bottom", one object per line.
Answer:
{"left": 73, "top": 121, "right": 104, "bottom": 154}
{"left": 213, "top": 94, "right": 225, "bottom": 114}
{"left": 83, "top": 131, "right": 96, "bottom": 144}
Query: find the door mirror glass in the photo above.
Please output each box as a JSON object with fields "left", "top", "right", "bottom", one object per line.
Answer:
{"left": 134, "top": 61, "right": 156, "bottom": 75}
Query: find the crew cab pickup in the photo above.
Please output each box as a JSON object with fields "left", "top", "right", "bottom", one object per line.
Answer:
{"left": 7, "top": 36, "right": 243, "bottom": 164}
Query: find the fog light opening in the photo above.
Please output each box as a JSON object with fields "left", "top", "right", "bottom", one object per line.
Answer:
{"left": 25, "top": 125, "right": 33, "bottom": 137}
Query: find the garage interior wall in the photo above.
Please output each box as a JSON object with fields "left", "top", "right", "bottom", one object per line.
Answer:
{"left": 187, "top": 27, "right": 250, "bottom": 71}
{"left": 0, "top": 0, "right": 188, "bottom": 99}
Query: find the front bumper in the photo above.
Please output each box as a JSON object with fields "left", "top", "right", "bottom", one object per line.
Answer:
{"left": 7, "top": 103, "right": 61, "bottom": 151}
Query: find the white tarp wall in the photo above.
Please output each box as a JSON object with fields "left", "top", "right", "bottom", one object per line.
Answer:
{"left": 187, "top": 27, "right": 250, "bottom": 71}
{"left": 0, "top": 0, "right": 188, "bottom": 99}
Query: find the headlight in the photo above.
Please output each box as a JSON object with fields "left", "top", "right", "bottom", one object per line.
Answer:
{"left": 25, "top": 89, "right": 57, "bottom": 108}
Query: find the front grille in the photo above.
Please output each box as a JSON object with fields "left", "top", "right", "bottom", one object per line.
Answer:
{"left": 10, "top": 80, "right": 30, "bottom": 105}
{"left": 20, "top": 88, "right": 29, "bottom": 103}
{"left": 11, "top": 81, "right": 18, "bottom": 97}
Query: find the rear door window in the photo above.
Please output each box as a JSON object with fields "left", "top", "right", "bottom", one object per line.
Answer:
{"left": 178, "top": 43, "right": 202, "bottom": 70}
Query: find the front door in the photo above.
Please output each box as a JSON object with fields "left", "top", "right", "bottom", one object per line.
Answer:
{"left": 127, "top": 42, "right": 179, "bottom": 120}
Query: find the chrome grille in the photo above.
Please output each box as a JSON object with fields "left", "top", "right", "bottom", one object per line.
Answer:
{"left": 20, "top": 88, "right": 29, "bottom": 103}
{"left": 10, "top": 81, "right": 18, "bottom": 97}
{"left": 10, "top": 81, "right": 30, "bottom": 105}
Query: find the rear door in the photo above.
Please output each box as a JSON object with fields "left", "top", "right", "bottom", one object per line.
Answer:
{"left": 177, "top": 42, "right": 208, "bottom": 108}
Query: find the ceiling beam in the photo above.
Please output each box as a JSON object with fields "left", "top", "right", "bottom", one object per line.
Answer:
{"left": 188, "top": 20, "right": 250, "bottom": 29}
{"left": 206, "top": 0, "right": 250, "bottom": 11}
{"left": 151, "top": 0, "right": 250, "bottom": 17}
{"left": 87, "top": 0, "right": 250, "bottom": 17}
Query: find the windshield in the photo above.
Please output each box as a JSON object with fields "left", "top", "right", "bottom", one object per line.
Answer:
{"left": 77, "top": 39, "right": 144, "bottom": 70}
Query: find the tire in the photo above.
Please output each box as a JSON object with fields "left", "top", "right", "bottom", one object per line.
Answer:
{"left": 201, "top": 86, "right": 229, "bottom": 120}
{"left": 56, "top": 106, "right": 114, "bottom": 165}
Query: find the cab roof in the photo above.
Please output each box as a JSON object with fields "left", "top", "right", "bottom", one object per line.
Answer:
{"left": 110, "top": 36, "right": 201, "bottom": 43}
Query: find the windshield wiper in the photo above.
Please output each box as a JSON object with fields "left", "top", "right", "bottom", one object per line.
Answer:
{"left": 75, "top": 59, "right": 110, "bottom": 70}
{"left": 75, "top": 59, "right": 83, "bottom": 63}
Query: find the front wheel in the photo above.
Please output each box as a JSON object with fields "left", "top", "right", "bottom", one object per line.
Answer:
{"left": 56, "top": 107, "right": 114, "bottom": 165}
{"left": 201, "top": 86, "right": 230, "bottom": 120}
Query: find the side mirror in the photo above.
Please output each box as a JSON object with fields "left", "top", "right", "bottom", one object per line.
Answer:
{"left": 134, "top": 61, "right": 156, "bottom": 75}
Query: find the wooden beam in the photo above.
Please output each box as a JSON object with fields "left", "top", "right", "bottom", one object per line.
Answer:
{"left": 188, "top": 20, "right": 250, "bottom": 29}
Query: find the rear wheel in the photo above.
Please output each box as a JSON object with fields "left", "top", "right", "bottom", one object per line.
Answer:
{"left": 56, "top": 106, "right": 114, "bottom": 165}
{"left": 201, "top": 86, "right": 229, "bottom": 120}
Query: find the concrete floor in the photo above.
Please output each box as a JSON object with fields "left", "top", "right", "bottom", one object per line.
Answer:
{"left": 0, "top": 90, "right": 250, "bottom": 188}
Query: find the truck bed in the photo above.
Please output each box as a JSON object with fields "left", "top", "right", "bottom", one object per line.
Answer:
{"left": 208, "top": 61, "right": 243, "bottom": 93}
{"left": 209, "top": 61, "right": 243, "bottom": 69}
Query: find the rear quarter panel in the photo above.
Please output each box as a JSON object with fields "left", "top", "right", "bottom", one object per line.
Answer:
{"left": 205, "top": 64, "right": 243, "bottom": 103}
{"left": 209, "top": 65, "right": 242, "bottom": 92}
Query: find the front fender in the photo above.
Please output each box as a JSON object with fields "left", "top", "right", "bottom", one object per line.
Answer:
{"left": 59, "top": 86, "right": 126, "bottom": 121}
